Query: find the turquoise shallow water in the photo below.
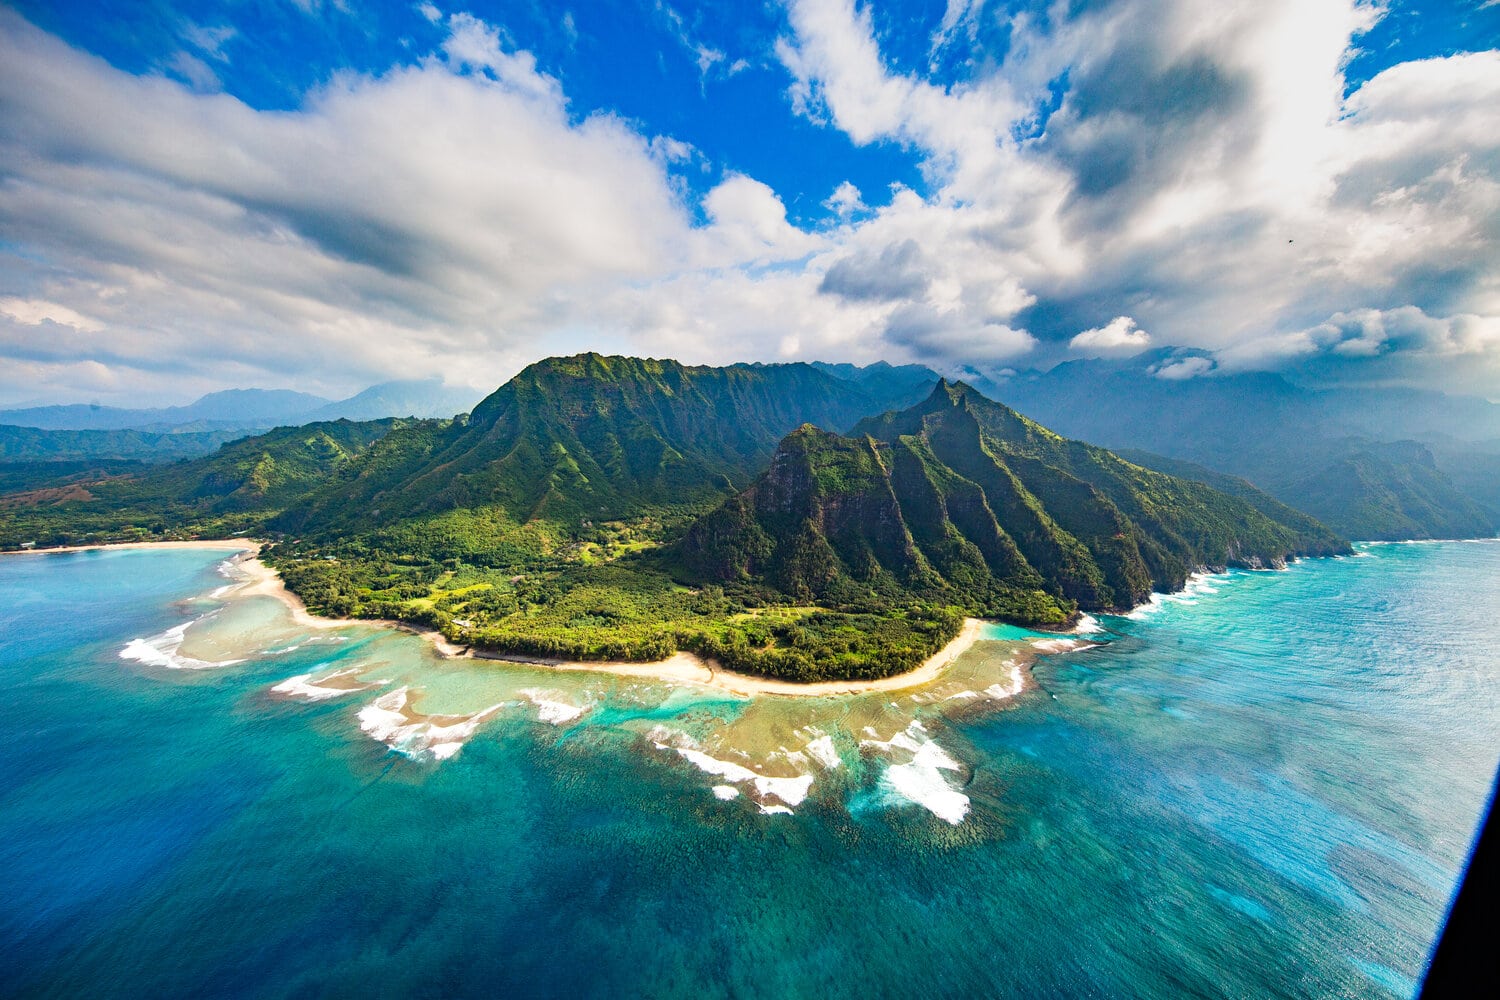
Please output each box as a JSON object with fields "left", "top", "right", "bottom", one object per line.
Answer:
{"left": 0, "top": 541, "right": 1496, "bottom": 998}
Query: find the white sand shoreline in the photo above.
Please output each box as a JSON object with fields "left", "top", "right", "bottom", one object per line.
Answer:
{"left": 474, "top": 616, "right": 990, "bottom": 698}
{"left": 9, "top": 538, "right": 993, "bottom": 698}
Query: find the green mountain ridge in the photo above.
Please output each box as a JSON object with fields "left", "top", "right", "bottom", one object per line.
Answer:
{"left": 1119, "top": 442, "right": 1495, "bottom": 542}
{"left": 982, "top": 355, "right": 1497, "bottom": 540}
{"left": 0, "top": 419, "right": 407, "bottom": 547}
{"left": 0, "top": 424, "right": 263, "bottom": 464}
{"left": 1110, "top": 448, "right": 1362, "bottom": 539}
{"left": 0, "top": 357, "right": 1353, "bottom": 684}
{"left": 679, "top": 381, "right": 1349, "bottom": 622}
{"left": 0, "top": 380, "right": 480, "bottom": 465}
{"left": 276, "top": 353, "right": 936, "bottom": 539}
{"left": 1260, "top": 440, "right": 1495, "bottom": 541}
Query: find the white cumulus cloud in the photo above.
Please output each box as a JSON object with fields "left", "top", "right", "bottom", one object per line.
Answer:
{"left": 1, "top": 1, "right": 1497, "bottom": 403}
{"left": 1069, "top": 316, "right": 1151, "bottom": 355}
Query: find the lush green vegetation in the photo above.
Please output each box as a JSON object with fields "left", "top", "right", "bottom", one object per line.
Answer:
{"left": 263, "top": 539, "right": 963, "bottom": 682}
{"left": 1119, "top": 442, "right": 1496, "bottom": 542}
{"left": 0, "top": 460, "right": 147, "bottom": 494}
{"left": 681, "top": 381, "right": 1350, "bottom": 619}
{"left": 0, "top": 356, "right": 1356, "bottom": 684}
{"left": 681, "top": 606, "right": 960, "bottom": 682}
{"left": 273, "top": 352, "right": 931, "bottom": 538}
{"left": 992, "top": 356, "right": 1499, "bottom": 542}
{"left": 0, "top": 425, "right": 250, "bottom": 463}
{"left": 0, "top": 419, "right": 408, "bottom": 549}
{"left": 1270, "top": 441, "right": 1496, "bottom": 541}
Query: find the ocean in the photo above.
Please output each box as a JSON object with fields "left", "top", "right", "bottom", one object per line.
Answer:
{"left": 1, "top": 541, "right": 1495, "bottom": 998}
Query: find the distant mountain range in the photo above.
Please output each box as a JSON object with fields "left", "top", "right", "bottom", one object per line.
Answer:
{"left": 0, "top": 426, "right": 254, "bottom": 464}
{"left": 0, "top": 356, "right": 937, "bottom": 547}
{"left": 0, "top": 378, "right": 483, "bottom": 465}
{"left": 0, "top": 419, "right": 408, "bottom": 547}
{"left": 960, "top": 351, "right": 1500, "bottom": 541}
{"left": 807, "top": 361, "right": 940, "bottom": 411}
{"left": 0, "top": 388, "right": 330, "bottom": 432}
{"left": 0, "top": 378, "right": 480, "bottom": 434}
{"left": 1, "top": 349, "right": 1496, "bottom": 544}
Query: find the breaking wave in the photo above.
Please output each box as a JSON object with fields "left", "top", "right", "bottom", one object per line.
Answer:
{"left": 270, "top": 667, "right": 380, "bottom": 702}
{"left": 648, "top": 725, "right": 817, "bottom": 814}
{"left": 357, "top": 687, "right": 502, "bottom": 762}
{"left": 860, "top": 720, "right": 969, "bottom": 825}
{"left": 119, "top": 619, "right": 245, "bottom": 671}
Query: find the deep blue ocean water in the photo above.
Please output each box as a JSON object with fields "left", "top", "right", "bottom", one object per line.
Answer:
{"left": 0, "top": 541, "right": 1495, "bottom": 998}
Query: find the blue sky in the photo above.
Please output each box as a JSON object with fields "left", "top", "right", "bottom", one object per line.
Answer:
{"left": 1, "top": 0, "right": 1498, "bottom": 404}
{"left": 12, "top": 1, "right": 925, "bottom": 224}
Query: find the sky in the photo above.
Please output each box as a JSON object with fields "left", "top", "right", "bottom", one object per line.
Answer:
{"left": 0, "top": 0, "right": 1497, "bottom": 407}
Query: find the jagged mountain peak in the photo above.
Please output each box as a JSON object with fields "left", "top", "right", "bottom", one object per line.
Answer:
{"left": 680, "top": 388, "right": 1349, "bottom": 622}
{"left": 277, "top": 355, "right": 939, "bottom": 536}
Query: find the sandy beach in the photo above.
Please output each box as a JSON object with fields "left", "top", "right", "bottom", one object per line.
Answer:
{"left": 474, "top": 616, "right": 987, "bottom": 698}
{"left": 231, "top": 551, "right": 471, "bottom": 658}
{"left": 228, "top": 547, "right": 989, "bottom": 697}
{"left": 9, "top": 539, "right": 989, "bottom": 698}
{"left": 714, "top": 617, "right": 986, "bottom": 696}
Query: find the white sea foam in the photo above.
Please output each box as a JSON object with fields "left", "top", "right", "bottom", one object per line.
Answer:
{"left": 674, "top": 747, "right": 815, "bottom": 806}
{"left": 1126, "top": 571, "right": 1232, "bottom": 618}
{"left": 1178, "top": 571, "right": 1226, "bottom": 598}
{"left": 1031, "top": 637, "right": 1089, "bottom": 654}
{"left": 357, "top": 687, "right": 501, "bottom": 762}
{"left": 882, "top": 760, "right": 970, "bottom": 825}
{"left": 861, "top": 720, "right": 970, "bottom": 825}
{"left": 1125, "top": 594, "right": 1164, "bottom": 619}
{"left": 774, "top": 747, "right": 811, "bottom": 768}
{"left": 518, "top": 689, "right": 587, "bottom": 725}
{"left": 119, "top": 620, "right": 245, "bottom": 670}
{"left": 785, "top": 727, "right": 841, "bottom": 770}
{"left": 984, "top": 657, "right": 1026, "bottom": 701}
{"left": 648, "top": 726, "right": 815, "bottom": 811}
{"left": 804, "top": 734, "right": 841, "bottom": 770}
{"left": 1072, "top": 613, "right": 1104, "bottom": 634}
{"left": 943, "top": 658, "right": 1025, "bottom": 705}
{"left": 270, "top": 667, "right": 374, "bottom": 702}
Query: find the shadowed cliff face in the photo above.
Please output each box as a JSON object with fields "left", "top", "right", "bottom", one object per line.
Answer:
{"left": 679, "top": 382, "right": 1350, "bottom": 619}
